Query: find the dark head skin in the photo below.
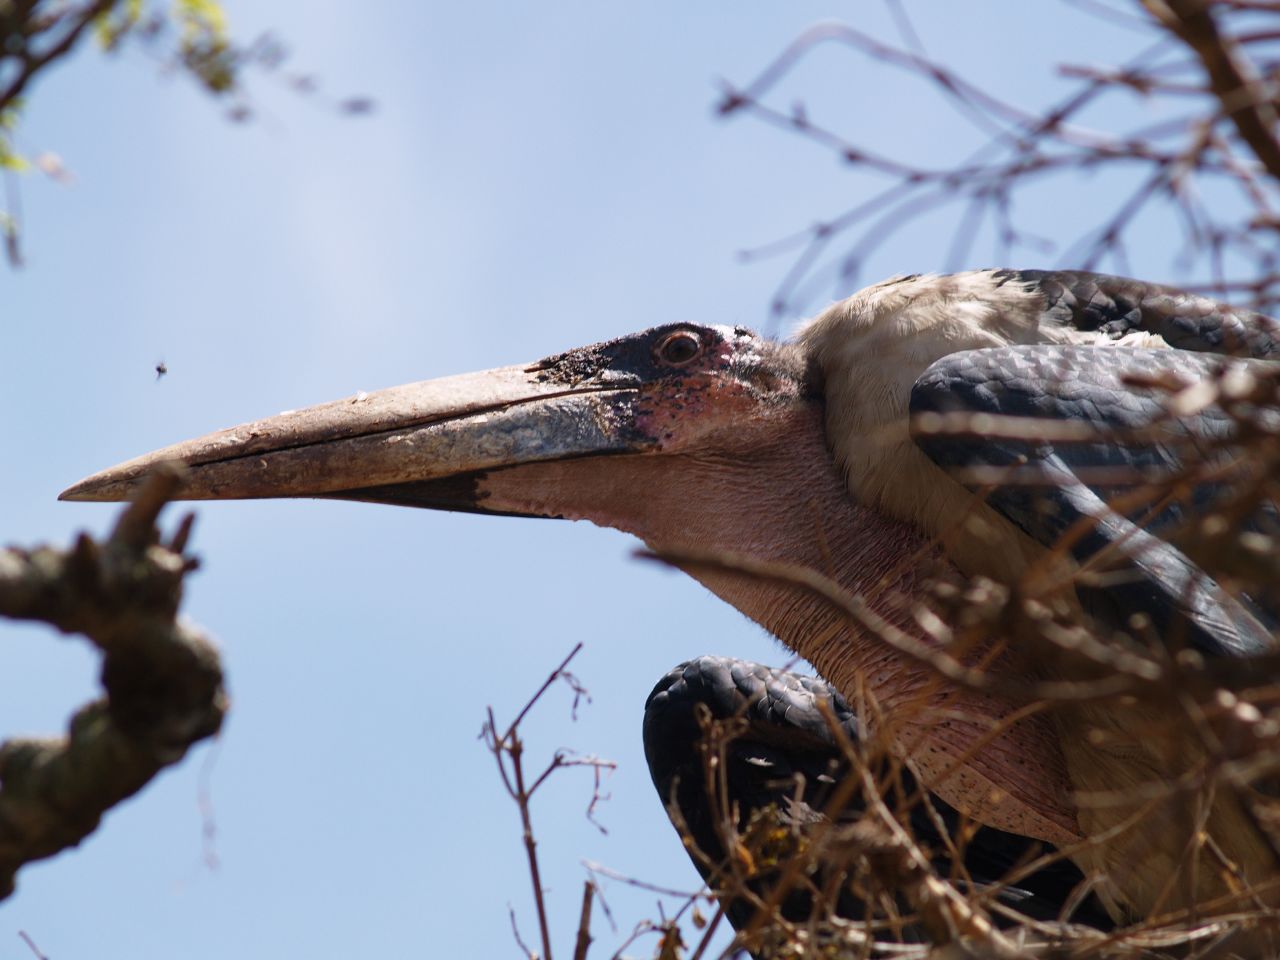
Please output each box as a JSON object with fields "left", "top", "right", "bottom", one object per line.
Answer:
{"left": 330, "top": 323, "right": 824, "bottom": 515}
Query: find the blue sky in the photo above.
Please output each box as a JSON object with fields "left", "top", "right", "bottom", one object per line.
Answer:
{"left": 1, "top": 3, "right": 1200, "bottom": 957}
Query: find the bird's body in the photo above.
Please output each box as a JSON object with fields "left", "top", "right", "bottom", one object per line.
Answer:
{"left": 63, "top": 269, "right": 1280, "bottom": 943}
{"left": 804, "top": 272, "right": 1147, "bottom": 584}
{"left": 806, "top": 271, "right": 1280, "bottom": 923}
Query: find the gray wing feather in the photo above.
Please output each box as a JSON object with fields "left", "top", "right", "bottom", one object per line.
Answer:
{"left": 911, "top": 344, "right": 1277, "bottom": 658}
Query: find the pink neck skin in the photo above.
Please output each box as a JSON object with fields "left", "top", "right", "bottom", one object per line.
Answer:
{"left": 479, "top": 406, "right": 1081, "bottom": 844}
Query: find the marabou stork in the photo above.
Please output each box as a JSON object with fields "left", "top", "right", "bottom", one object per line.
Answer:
{"left": 63, "top": 269, "right": 1280, "bottom": 944}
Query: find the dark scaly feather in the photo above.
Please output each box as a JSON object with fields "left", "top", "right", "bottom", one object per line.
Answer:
{"left": 993, "top": 269, "right": 1278, "bottom": 358}
{"left": 643, "top": 656, "right": 1114, "bottom": 941}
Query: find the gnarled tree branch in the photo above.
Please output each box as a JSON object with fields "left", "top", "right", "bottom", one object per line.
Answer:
{"left": 0, "top": 465, "right": 226, "bottom": 899}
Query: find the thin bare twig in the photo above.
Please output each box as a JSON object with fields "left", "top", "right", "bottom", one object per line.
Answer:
{"left": 485, "top": 645, "right": 626, "bottom": 960}
{"left": 722, "top": 3, "right": 1280, "bottom": 321}
{"left": 17, "top": 931, "right": 48, "bottom": 960}
{"left": 572, "top": 881, "right": 595, "bottom": 960}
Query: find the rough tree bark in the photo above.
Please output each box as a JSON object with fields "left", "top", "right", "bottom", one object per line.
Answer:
{"left": 0, "top": 466, "right": 225, "bottom": 899}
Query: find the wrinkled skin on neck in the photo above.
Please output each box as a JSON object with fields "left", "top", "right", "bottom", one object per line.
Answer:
{"left": 480, "top": 404, "right": 1081, "bottom": 844}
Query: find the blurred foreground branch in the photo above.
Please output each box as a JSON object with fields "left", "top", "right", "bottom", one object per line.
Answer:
{"left": 0, "top": 0, "right": 372, "bottom": 266}
{"left": 0, "top": 0, "right": 116, "bottom": 111}
{"left": 0, "top": 465, "right": 225, "bottom": 899}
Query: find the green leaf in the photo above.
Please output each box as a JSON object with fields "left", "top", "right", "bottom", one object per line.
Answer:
{"left": 0, "top": 127, "right": 28, "bottom": 172}
{"left": 170, "top": 0, "right": 236, "bottom": 93}
{"left": 0, "top": 103, "right": 23, "bottom": 132}
{"left": 173, "top": 0, "right": 228, "bottom": 40}
{"left": 95, "top": 0, "right": 148, "bottom": 50}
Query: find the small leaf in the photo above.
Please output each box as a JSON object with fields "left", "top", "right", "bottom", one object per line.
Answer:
{"left": 175, "top": 0, "right": 229, "bottom": 37}
{"left": 0, "top": 151, "right": 30, "bottom": 173}
{"left": 0, "top": 105, "right": 23, "bottom": 132}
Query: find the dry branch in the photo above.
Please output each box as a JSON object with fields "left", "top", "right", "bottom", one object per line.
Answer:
{"left": 723, "top": 1, "right": 1280, "bottom": 323}
{"left": 483, "top": 644, "right": 617, "bottom": 960}
{"left": 1145, "top": 0, "right": 1280, "bottom": 180}
{"left": 0, "top": 0, "right": 119, "bottom": 112}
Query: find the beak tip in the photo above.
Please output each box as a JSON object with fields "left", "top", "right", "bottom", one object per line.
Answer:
{"left": 59, "top": 484, "right": 105, "bottom": 503}
{"left": 60, "top": 448, "right": 190, "bottom": 503}
{"left": 59, "top": 473, "right": 140, "bottom": 503}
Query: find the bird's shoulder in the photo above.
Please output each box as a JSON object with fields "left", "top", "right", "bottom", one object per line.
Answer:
{"left": 988, "top": 269, "right": 1277, "bottom": 359}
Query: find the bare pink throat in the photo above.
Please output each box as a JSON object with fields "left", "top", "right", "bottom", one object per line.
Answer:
{"left": 481, "top": 408, "right": 1080, "bottom": 844}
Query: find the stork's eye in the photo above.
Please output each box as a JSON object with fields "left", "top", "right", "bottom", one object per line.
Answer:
{"left": 656, "top": 331, "right": 702, "bottom": 366}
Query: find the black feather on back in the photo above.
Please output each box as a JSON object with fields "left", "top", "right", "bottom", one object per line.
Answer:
{"left": 992, "top": 269, "right": 1278, "bottom": 358}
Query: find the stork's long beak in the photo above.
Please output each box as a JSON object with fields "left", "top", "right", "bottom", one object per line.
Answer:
{"left": 60, "top": 364, "right": 649, "bottom": 508}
